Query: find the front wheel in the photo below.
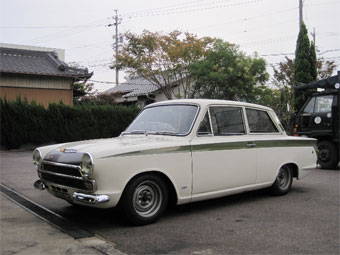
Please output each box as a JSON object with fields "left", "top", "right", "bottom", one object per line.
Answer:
{"left": 269, "top": 165, "right": 293, "bottom": 196}
{"left": 120, "top": 174, "right": 168, "bottom": 225}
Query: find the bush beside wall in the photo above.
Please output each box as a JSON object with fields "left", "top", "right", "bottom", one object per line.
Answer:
{"left": 0, "top": 98, "right": 140, "bottom": 149}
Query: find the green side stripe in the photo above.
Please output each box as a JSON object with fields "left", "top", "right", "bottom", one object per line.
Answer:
{"left": 101, "top": 139, "right": 315, "bottom": 158}
{"left": 101, "top": 146, "right": 191, "bottom": 159}
{"left": 192, "top": 140, "right": 316, "bottom": 152}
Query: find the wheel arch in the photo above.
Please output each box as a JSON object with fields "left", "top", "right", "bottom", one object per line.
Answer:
{"left": 275, "top": 162, "right": 299, "bottom": 180}
{"left": 285, "top": 163, "right": 299, "bottom": 179}
{"left": 118, "top": 170, "right": 178, "bottom": 206}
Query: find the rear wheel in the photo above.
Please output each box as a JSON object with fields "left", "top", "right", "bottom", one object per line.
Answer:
{"left": 269, "top": 165, "right": 293, "bottom": 196}
{"left": 120, "top": 174, "right": 168, "bottom": 225}
{"left": 317, "top": 141, "right": 339, "bottom": 169}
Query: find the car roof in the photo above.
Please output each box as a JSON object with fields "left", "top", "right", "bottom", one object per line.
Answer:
{"left": 146, "top": 99, "right": 273, "bottom": 111}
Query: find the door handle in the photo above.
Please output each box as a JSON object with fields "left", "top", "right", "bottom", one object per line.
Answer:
{"left": 246, "top": 143, "right": 256, "bottom": 148}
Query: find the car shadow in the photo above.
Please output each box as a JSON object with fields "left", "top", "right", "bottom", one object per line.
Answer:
{"left": 58, "top": 187, "right": 297, "bottom": 229}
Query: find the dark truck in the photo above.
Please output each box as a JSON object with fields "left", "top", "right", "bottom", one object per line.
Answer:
{"left": 294, "top": 71, "right": 340, "bottom": 169}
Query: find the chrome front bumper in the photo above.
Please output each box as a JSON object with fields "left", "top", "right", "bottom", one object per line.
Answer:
{"left": 72, "top": 192, "right": 110, "bottom": 204}
{"left": 33, "top": 180, "right": 110, "bottom": 204}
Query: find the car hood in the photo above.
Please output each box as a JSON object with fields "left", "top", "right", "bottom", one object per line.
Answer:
{"left": 40, "top": 135, "right": 191, "bottom": 161}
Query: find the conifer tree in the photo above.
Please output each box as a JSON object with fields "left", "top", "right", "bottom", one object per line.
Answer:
{"left": 294, "top": 22, "right": 316, "bottom": 111}
{"left": 309, "top": 41, "right": 317, "bottom": 80}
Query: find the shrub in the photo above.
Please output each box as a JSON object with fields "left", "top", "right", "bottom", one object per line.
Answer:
{"left": 0, "top": 98, "right": 139, "bottom": 149}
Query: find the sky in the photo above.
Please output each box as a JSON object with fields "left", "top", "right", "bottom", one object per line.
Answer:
{"left": 1, "top": 0, "right": 339, "bottom": 92}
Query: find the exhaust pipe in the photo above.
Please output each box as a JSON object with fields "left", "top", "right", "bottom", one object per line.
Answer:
{"left": 34, "top": 180, "right": 46, "bottom": 190}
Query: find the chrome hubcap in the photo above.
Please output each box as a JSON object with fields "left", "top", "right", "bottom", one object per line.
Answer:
{"left": 133, "top": 181, "right": 162, "bottom": 217}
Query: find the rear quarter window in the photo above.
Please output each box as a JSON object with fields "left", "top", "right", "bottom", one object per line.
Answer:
{"left": 246, "top": 108, "right": 279, "bottom": 133}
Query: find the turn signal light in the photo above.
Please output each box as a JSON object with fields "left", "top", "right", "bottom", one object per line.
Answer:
{"left": 293, "top": 124, "right": 299, "bottom": 136}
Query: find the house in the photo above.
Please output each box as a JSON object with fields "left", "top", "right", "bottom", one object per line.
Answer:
{"left": 0, "top": 44, "right": 92, "bottom": 107}
{"left": 103, "top": 75, "right": 190, "bottom": 108}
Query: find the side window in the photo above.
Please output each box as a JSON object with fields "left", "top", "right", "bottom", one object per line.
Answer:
{"left": 197, "top": 112, "right": 212, "bottom": 135}
{"left": 303, "top": 97, "right": 316, "bottom": 113}
{"left": 210, "top": 107, "right": 245, "bottom": 135}
{"left": 303, "top": 95, "right": 334, "bottom": 113}
{"left": 314, "top": 95, "right": 333, "bottom": 113}
{"left": 246, "top": 109, "right": 279, "bottom": 133}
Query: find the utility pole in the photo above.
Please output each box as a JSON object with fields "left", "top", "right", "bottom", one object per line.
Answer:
{"left": 108, "top": 10, "right": 121, "bottom": 85}
{"left": 311, "top": 27, "right": 316, "bottom": 45}
{"left": 299, "top": 0, "right": 303, "bottom": 30}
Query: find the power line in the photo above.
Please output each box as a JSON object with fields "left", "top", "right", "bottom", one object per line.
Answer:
{"left": 123, "top": 0, "right": 264, "bottom": 18}
{"left": 187, "top": 6, "right": 297, "bottom": 33}
{"left": 0, "top": 25, "right": 85, "bottom": 29}
{"left": 89, "top": 80, "right": 116, "bottom": 84}
{"left": 20, "top": 18, "right": 109, "bottom": 44}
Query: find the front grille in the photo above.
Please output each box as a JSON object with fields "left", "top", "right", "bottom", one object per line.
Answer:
{"left": 39, "top": 160, "right": 94, "bottom": 191}
{"left": 42, "top": 162, "right": 81, "bottom": 177}
{"left": 41, "top": 172, "right": 93, "bottom": 191}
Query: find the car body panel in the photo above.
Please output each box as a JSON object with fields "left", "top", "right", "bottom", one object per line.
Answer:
{"left": 33, "top": 99, "right": 317, "bottom": 209}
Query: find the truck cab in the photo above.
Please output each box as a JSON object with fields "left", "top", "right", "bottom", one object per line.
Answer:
{"left": 294, "top": 72, "right": 340, "bottom": 169}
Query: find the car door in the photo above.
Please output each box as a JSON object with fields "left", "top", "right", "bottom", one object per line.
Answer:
{"left": 191, "top": 105, "right": 257, "bottom": 195}
{"left": 245, "top": 107, "right": 283, "bottom": 184}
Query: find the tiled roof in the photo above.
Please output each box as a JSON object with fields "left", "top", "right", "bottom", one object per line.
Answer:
{"left": 103, "top": 76, "right": 159, "bottom": 98}
{"left": 0, "top": 47, "right": 92, "bottom": 79}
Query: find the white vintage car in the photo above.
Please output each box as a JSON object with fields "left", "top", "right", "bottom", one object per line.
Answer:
{"left": 33, "top": 99, "right": 317, "bottom": 225}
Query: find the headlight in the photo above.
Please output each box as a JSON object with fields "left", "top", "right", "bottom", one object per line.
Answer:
{"left": 33, "top": 148, "right": 42, "bottom": 169}
{"left": 81, "top": 153, "right": 94, "bottom": 177}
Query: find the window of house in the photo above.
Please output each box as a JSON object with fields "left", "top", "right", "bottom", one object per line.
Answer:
{"left": 246, "top": 109, "right": 279, "bottom": 133}
{"left": 209, "top": 107, "right": 245, "bottom": 135}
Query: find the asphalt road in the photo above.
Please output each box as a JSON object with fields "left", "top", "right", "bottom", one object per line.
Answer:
{"left": 1, "top": 150, "right": 339, "bottom": 254}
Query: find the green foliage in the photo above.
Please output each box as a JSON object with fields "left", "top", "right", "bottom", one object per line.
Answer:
{"left": 295, "top": 23, "right": 313, "bottom": 83}
{"left": 115, "top": 30, "right": 215, "bottom": 99}
{"left": 0, "top": 98, "right": 139, "bottom": 149}
{"left": 272, "top": 55, "right": 336, "bottom": 133}
{"left": 74, "top": 93, "right": 117, "bottom": 106}
{"left": 309, "top": 42, "right": 317, "bottom": 80}
{"left": 294, "top": 22, "right": 317, "bottom": 111}
{"left": 73, "top": 81, "right": 96, "bottom": 103}
{"left": 272, "top": 56, "right": 336, "bottom": 113}
{"left": 190, "top": 40, "right": 269, "bottom": 102}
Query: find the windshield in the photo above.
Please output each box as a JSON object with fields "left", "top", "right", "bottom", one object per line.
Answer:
{"left": 123, "top": 104, "right": 199, "bottom": 136}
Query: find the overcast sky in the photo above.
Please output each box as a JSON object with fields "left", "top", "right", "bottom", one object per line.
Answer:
{"left": 1, "top": 0, "right": 339, "bottom": 92}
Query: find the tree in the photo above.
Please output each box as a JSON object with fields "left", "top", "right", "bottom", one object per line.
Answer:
{"left": 67, "top": 62, "right": 96, "bottom": 102}
{"left": 272, "top": 57, "right": 295, "bottom": 111}
{"left": 317, "top": 57, "right": 337, "bottom": 79}
{"left": 294, "top": 22, "right": 317, "bottom": 111}
{"left": 272, "top": 56, "right": 336, "bottom": 132}
{"left": 190, "top": 39, "right": 269, "bottom": 102}
{"left": 114, "top": 30, "right": 215, "bottom": 99}
{"left": 272, "top": 56, "right": 337, "bottom": 111}
{"left": 73, "top": 81, "right": 96, "bottom": 103}
{"left": 309, "top": 41, "right": 317, "bottom": 80}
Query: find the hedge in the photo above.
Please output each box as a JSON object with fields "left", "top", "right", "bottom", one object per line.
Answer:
{"left": 0, "top": 98, "right": 140, "bottom": 149}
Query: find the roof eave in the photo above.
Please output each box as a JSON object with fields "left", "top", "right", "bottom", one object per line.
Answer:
{"left": 0, "top": 70, "right": 93, "bottom": 80}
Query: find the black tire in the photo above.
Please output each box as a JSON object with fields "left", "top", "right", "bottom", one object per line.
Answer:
{"left": 269, "top": 165, "right": 293, "bottom": 196}
{"left": 317, "top": 141, "right": 339, "bottom": 169}
{"left": 120, "top": 174, "right": 168, "bottom": 225}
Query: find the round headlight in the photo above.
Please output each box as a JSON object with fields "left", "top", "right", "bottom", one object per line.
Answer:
{"left": 33, "top": 148, "right": 42, "bottom": 167}
{"left": 81, "top": 153, "right": 94, "bottom": 177}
